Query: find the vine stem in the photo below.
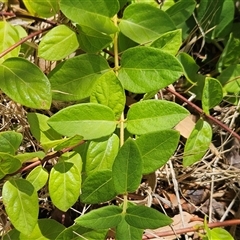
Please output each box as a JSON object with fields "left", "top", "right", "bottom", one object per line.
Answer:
{"left": 166, "top": 87, "right": 240, "bottom": 141}
{"left": 0, "top": 25, "right": 54, "bottom": 59}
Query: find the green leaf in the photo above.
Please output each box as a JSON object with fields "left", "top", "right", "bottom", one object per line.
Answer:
{"left": 48, "top": 103, "right": 117, "bottom": 140}
{"left": 49, "top": 153, "right": 82, "bottom": 212}
{"left": 19, "top": 219, "right": 65, "bottom": 240}
{"left": 0, "top": 131, "right": 22, "bottom": 155}
{"left": 112, "top": 139, "right": 142, "bottom": 194}
{"left": 38, "top": 25, "right": 79, "bottom": 61}
{"left": 119, "top": 3, "right": 175, "bottom": 44}
{"left": 27, "top": 113, "right": 62, "bottom": 144}
{"left": 26, "top": 166, "right": 49, "bottom": 191}
{"left": 166, "top": 0, "right": 196, "bottom": 27}
{"left": 125, "top": 205, "right": 172, "bottom": 229}
{"left": 90, "top": 71, "right": 126, "bottom": 119}
{"left": 150, "top": 29, "right": 182, "bottom": 55}
{"left": 60, "top": 0, "right": 119, "bottom": 34}
{"left": 0, "top": 58, "right": 51, "bottom": 109}
{"left": 22, "top": 0, "right": 59, "bottom": 17}
{"left": 48, "top": 54, "right": 111, "bottom": 101}
{"left": 3, "top": 229, "right": 20, "bottom": 240}
{"left": 0, "top": 153, "right": 21, "bottom": 179}
{"left": 85, "top": 134, "right": 119, "bottom": 174}
{"left": 56, "top": 225, "right": 107, "bottom": 240}
{"left": 81, "top": 170, "right": 116, "bottom": 204}
{"left": 116, "top": 218, "right": 144, "bottom": 240}
{"left": 76, "top": 25, "right": 113, "bottom": 53}
{"left": 183, "top": 119, "right": 212, "bottom": 167}
{"left": 136, "top": 130, "right": 180, "bottom": 174}
{"left": 75, "top": 205, "right": 122, "bottom": 229}
{"left": 218, "top": 64, "right": 240, "bottom": 93}
{"left": 207, "top": 227, "right": 234, "bottom": 240}
{"left": 127, "top": 100, "right": 189, "bottom": 135}
{"left": 217, "top": 33, "right": 240, "bottom": 72}
{"left": 54, "top": 135, "right": 83, "bottom": 151}
{"left": 2, "top": 179, "right": 38, "bottom": 235}
{"left": 118, "top": 47, "right": 183, "bottom": 93}
{"left": 0, "top": 21, "right": 20, "bottom": 64}
{"left": 16, "top": 151, "right": 45, "bottom": 163}
{"left": 202, "top": 77, "right": 223, "bottom": 114}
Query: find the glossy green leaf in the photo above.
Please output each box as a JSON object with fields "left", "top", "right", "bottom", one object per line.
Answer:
{"left": 27, "top": 113, "right": 62, "bottom": 144}
{"left": 48, "top": 54, "right": 111, "bottom": 101}
{"left": 75, "top": 205, "right": 122, "bottom": 229}
{"left": 217, "top": 33, "right": 240, "bottom": 72}
{"left": 0, "top": 153, "right": 21, "bottom": 179}
{"left": 112, "top": 139, "right": 142, "bottom": 194}
{"left": 136, "top": 130, "right": 180, "bottom": 174}
{"left": 2, "top": 179, "right": 38, "bottom": 235}
{"left": 56, "top": 225, "right": 107, "bottom": 240}
{"left": 127, "top": 100, "right": 189, "bottom": 135}
{"left": 38, "top": 25, "right": 79, "bottom": 61}
{"left": 22, "top": 0, "right": 59, "bottom": 17}
{"left": 0, "top": 21, "right": 20, "bottom": 64}
{"left": 218, "top": 64, "right": 240, "bottom": 93}
{"left": 76, "top": 25, "right": 113, "bottom": 53}
{"left": 118, "top": 47, "right": 183, "bottom": 93}
{"left": 19, "top": 219, "right": 65, "bottom": 240}
{"left": 116, "top": 218, "right": 144, "bottom": 240}
{"left": 206, "top": 227, "right": 234, "bottom": 240}
{"left": 177, "top": 52, "right": 200, "bottom": 84}
{"left": 90, "top": 71, "right": 126, "bottom": 119}
{"left": 150, "top": 29, "right": 182, "bottom": 55}
{"left": 183, "top": 119, "right": 212, "bottom": 167}
{"left": 60, "top": 0, "right": 119, "bottom": 34}
{"left": 26, "top": 166, "right": 49, "bottom": 191}
{"left": 48, "top": 103, "right": 116, "bottom": 140}
{"left": 16, "top": 151, "right": 45, "bottom": 163}
{"left": 49, "top": 153, "right": 82, "bottom": 211}
{"left": 85, "top": 134, "right": 119, "bottom": 174}
{"left": 81, "top": 170, "right": 116, "bottom": 204}
{"left": 0, "top": 131, "right": 22, "bottom": 155}
{"left": 125, "top": 205, "right": 172, "bottom": 229}
{"left": 202, "top": 77, "right": 223, "bottom": 114}
{"left": 166, "top": 0, "right": 196, "bottom": 27}
{"left": 119, "top": 3, "right": 176, "bottom": 44}
{"left": 0, "top": 58, "right": 51, "bottom": 109}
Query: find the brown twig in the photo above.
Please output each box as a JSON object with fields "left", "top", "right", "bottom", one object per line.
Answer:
{"left": 166, "top": 87, "right": 240, "bottom": 142}
{"left": 142, "top": 219, "right": 240, "bottom": 239}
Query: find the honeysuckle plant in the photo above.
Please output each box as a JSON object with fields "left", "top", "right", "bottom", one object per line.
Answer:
{"left": 0, "top": 0, "right": 238, "bottom": 239}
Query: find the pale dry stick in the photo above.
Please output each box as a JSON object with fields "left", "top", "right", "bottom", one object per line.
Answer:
{"left": 168, "top": 160, "right": 189, "bottom": 240}
{"left": 229, "top": 100, "right": 240, "bottom": 129}
{"left": 220, "top": 189, "right": 240, "bottom": 222}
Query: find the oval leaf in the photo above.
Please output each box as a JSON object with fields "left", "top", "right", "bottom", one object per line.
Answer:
{"left": 85, "top": 134, "right": 119, "bottom": 174}
{"left": 81, "top": 170, "right": 116, "bottom": 204}
{"left": 112, "top": 139, "right": 142, "bottom": 194}
{"left": 48, "top": 54, "right": 111, "bottom": 101}
{"left": 202, "top": 77, "right": 223, "bottom": 114}
{"left": 183, "top": 119, "right": 212, "bottom": 167}
{"left": 2, "top": 179, "right": 38, "bottom": 235}
{"left": 26, "top": 166, "right": 49, "bottom": 191}
{"left": 0, "top": 21, "right": 20, "bottom": 64}
{"left": 119, "top": 3, "right": 176, "bottom": 44}
{"left": 118, "top": 47, "right": 183, "bottom": 93}
{"left": 0, "top": 131, "right": 22, "bottom": 155}
{"left": 136, "top": 130, "right": 180, "bottom": 174}
{"left": 38, "top": 25, "right": 79, "bottom": 61}
{"left": 0, "top": 57, "right": 51, "bottom": 109}
{"left": 48, "top": 103, "right": 116, "bottom": 140}
{"left": 125, "top": 205, "right": 172, "bottom": 229}
{"left": 127, "top": 100, "right": 189, "bottom": 135}
{"left": 49, "top": 157, "right": 81, "bottom": 212}
{"left": 75, "top": 205, "right": 122, "bottom": 229}
{"left": 0, "top": 153, "right": 21, "bottom": 179}
{"left": 90, "top": 71, "right": 126, "bottom": 119}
